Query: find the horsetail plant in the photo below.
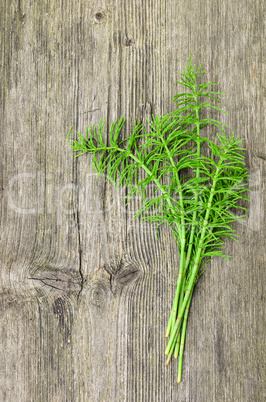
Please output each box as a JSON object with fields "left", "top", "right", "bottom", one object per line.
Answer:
{"left": 67, "top": 56, "right": 249, "bottom": 383}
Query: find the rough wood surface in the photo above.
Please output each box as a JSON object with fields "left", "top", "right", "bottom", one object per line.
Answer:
{"left": 0, "top": 0, "right": 265, "bottom": 401}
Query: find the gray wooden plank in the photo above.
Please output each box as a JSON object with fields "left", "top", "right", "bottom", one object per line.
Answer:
{"left": 0, "top": 0, "right": 265, "bottom": 401}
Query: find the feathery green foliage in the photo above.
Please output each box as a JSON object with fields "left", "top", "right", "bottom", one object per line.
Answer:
{"left": 67, "top": 55, "right": 249, "bottom": 383}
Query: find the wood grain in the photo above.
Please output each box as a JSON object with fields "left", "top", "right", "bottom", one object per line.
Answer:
{"left": 0, "top": 0, "right": 265, "bottom": 400}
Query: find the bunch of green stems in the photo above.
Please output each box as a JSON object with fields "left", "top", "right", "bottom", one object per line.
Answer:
{"left": 68, "top": 56, "right": 248, "bottom": 383}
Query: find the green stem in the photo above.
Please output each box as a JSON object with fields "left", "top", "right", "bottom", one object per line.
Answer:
{"left": 166, "top": 329, "right": 180, "bottom": 365}
{"left": 160, "top": 136, "right": 186, "bottom": 336}
{"left": 174, "top": 332, "right": 181, "bottom": 359}
{"left": 184, "top": 100, "right": 201, "bottom": 272}
{"left": 168, "top": 244, "right": 186, "bottom": 336}
{"left": 173, "top": 273, "right": 186, "bottom": 358}
{"left": 177, "top": 290, "right": 193, "bottom": 383}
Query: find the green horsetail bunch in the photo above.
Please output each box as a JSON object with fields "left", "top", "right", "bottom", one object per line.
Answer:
{"left": 68, "top": 56, "right": 249, "bottom": 383}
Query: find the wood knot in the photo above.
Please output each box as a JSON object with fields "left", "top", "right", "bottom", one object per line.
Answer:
{"left": 89, "top": 280, "right": 109, "bottom": 307}
{"left": 94, "top": 12, "right": 105, "bottom": 24}
{"left": 113, "top": 264, "right": 140, "bottom": 288}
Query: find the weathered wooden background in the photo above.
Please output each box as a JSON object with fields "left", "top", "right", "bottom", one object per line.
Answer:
{"left": 0, "top": 0, "right": 265, "bottom": 401}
